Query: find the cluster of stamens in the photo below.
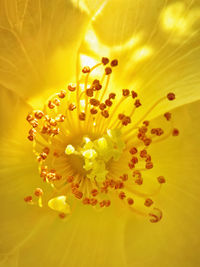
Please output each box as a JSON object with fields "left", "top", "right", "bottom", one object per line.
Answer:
{"left": 25, "top": 57, "right": 179, "bottom": 222}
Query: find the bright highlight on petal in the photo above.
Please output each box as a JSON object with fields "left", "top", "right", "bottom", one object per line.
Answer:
{"left": 25, "top": 56, "right": 179, "bottom": 222}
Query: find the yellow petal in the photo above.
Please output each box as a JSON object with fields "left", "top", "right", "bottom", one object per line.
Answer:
{"left": 124, "top": 100, "right": 200, "bottom": 266}
{"left": 0, "top": 0, "right": 88, "bottom": 100}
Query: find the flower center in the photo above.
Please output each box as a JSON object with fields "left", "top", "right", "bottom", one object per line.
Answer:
{"left": 25, "top": 57, "right": 179, "bottom": 222}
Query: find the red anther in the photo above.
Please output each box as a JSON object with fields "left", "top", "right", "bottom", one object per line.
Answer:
{"left": 157, "top": 176, "right": 166, "bottom": 184}
{"left": 29, "top": 128, "right": 36, "bottom": 135}
{"left": 101, "top": 110, "right": 109, "bottom": 118}
{"left": 129, "top": 147, "right": 137, "bottom": 155}
{"left": 24, "top": 196, "right": 32, "bottom": 202}
{"left": 68, "top": 84, "right": 76, "bottom": 92}
{"left": 143, "top": 120, "right": 149, "bottom": 126}
{"left": 139, "top": 126, "right": 147, "bottom": 134}
{"left": 95, "top": 83, "right": 102, "bottom": 91}
{"left": 86, "top": 88, "right": 94, "bottom": 97}
{"left": 34, "top": 188, "right": 43, "bottom": 197}
{"left": 109, "top": 93, "right": 116, "bottom": 99}
{"left": 53, "top": 98, "right": 60, "bottom": 106}
{"left": 58, "top": 90, "right": 66, "bottom": 98}
{"left": 49, "top": 118, "right": 57, "bottom": 126}
{"left": 102, "top": 57, "right": 109, "bottom": 65}
{"left": 43, "top": 147, "right": 50, "bottom": 155}
{"left": 34, "top": 111, "right": 44, "bottom": 119}
{"left": 146, "top": 162, "right": 153, "bottom": 169}
{"left": 105, "top": 99, "right": 112, "bottom": 107}
{"left": 135, "top": 178, "right": 143, "bottom": 185}
{"left": 128, "top": 162, "right": 135, "bottom": 169}
{"left": 167, "top": 92, "right": 175, "bottom": 101}
{"left": 145, "top": 155, "right": 151, "bottom": 162}
{"left": 144, "top": 198, "right": 153, "bottom": 207}
{"left": 172, "top": 128, "right": 179, "bottom": 136}
{"left": 132, "top": 170, "right": 142, "bottom": 178}
{"left": 120, "top": 174, "right": 128, "bottom": 181}
{"left": 137, "top": 132, "right": 145, "bottom": 140}
{"left": 52, "top": 127, "right": 60, "bottom": 135}
{"left": 157, "top": 128, "right": 164, "bottom": 136}
{"left": 90, "top": 98, "right": 100, "bottom": 106}
{"left": 90, "top": 108, "right": 98, "bottom": 115}
{"left": 111, "top": 59, "right": 118, "bottom": 67}
{"left": 59, "top": 213, "right": 66, "bottom": 219}
{"left": 151, "top": 128, "right": 157, "bottom": 134}
{"left": 144, "top": 138, "right": 152, "bottom": 146}
{"left": 82, "top": 66, "right": 90, "bottom": 73}
{"left": 99, "top": 103, "right": 106, "bottom": 110}
{"left": 75, "top": 191, "right": 83, "bottom": 199}
{"left": 127, "top": 198, "right": 134, "bottom": 205}
{"left": 105, "top": 67, "right": 112, "bottom": 75}
{"left": 105, "top": 200, "right": 111, "bottom": 207}
{"left": 140, "top": 149, "right": 147, "bottom": 158}
{"left": 26, "top": 114, "right": 34, "bottom": 122}
{"left": 119, "top": 191, "right": 126, "bottom": 199}
{"left": 41, "top": 125, "right": 49, "bottom": 134}
{"left": 30, "top": 119, "right": 38, "bottom": 128}
{"left": 48, "top": 101, "right": 55, "bottom": 109}
{"left": 131, "top": 156, "right": 138, "bottom": 164}
{"left": 115, "top": 181, "right": 124, "bottom": 189}
{"left": 118, "top": 113, "right": 125, "bottom": 120}
{"left": 68, "top": 103, "right": 76, "bottom": 111}
{"left": 90, "top": 198, "right": 98, "bottom": 206}
{"left": 99, "top": 200, "right": 106, "bottom": 207}
{"left": 93, "top": 79, "right": 100, "bottom": 85}
{"left": 131, "top": 90, "right": 138, "bottom": 98}
{"left": 91, "top": 189, "right": 98, "bottom": 197}
{"left": 164, "top": 112, "right": 171, "bottom": 121}
{"left": 83, "top": 198, "right": 90, "bottom": 205}
{"left": 122, "top": 89, "right": 130, "bottom": 96}
{"left": 28, "top": 135, "right": 34, "bottom": 141}
{"left": 134, "top": 99, "right": 142, "bottom": 108}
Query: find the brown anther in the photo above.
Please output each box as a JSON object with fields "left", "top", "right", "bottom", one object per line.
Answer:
{"left": 101, "top": 110, "right": 109, "bottom": 118}
{"left": 144, "top": 138, "right": 152, "bottom": 146}
{"left": 143, "top": 120, "right": 149, "bottom": 126}
{"left": 83, "top": 198, "right": 90, "bottom": 205}
{"left": 111, "top": 59, "right": 118, "bottom": 67}
{"left": 105, "top": 99, "right": 112, "bottom": 107}
{"left": 24, "top": 196, "right": 32, "bottom": 202}
{"left": 109, "top": 93, "right": 116, "bottom": 99}
{"left": 132, "top": 170, "right": 142, "bottom": 178}
{"left": 127, "top": 198, "right": 134, "bottom": 205}
{"left": 90, "top": 198, "right": 98, "bottom": 206}
{"left": 122, "top": 116, "right": 131, "bottom": 126}
{"left": 68, "top": 84, "right": 76, "bottom": 92}
{"left": 167, "top": 92, "right": 175, "bottom": 101}
{"left": 82, "top": 66, "right": 90, "bottom": 73}
{"left": 90, "top": 98, "right": 100, "bottom": 106}
{"left": 115, "top": 181, "right": 124, "bottom": 189}
{"left": 135, "top": 178, "right": 143, "bottom": 185}
{"left": 119, "top": 191, "right": 126, "bottom": 200}
{"left": 164, "top": 112, "right": 171, "bottom": 121}
{"left": 53, "top": 98, "right": 60, "bottom": 106}
{"left": 118, "top": 113, "right": 125, "bottom": 120}
{"left": 30, "top": 119, "right": 38, "bottom": 128}
{"left": 145, "top": 162, "right": 153, "bottom": 169}
{"left": 129, "top": 147, "right": 138, "bottom": 155}
{"left": 34, "top": 111, "right": 44, "bottom": 119}
{"left": 67, "top": 176, "right": 74, "bottom": 183}
{"left": 48, "top": 101, "right": 55, "bottom": 109}
{"left": 59, "top": 213, "right": 66, "bottom": 219}
{"left": 140, "top": 149, "right": 147, "bottom": 158}
{"left": 43, "top": 147, "right": 50, "bottom": 154}
{"left": 90, "top": 108, "right": 98, "bottom": 115}
{"left": 102, "top": 57, "right": 109, "bottom": 65}
{"left": 91, "top": 189, "right": 98, "bottom": 197}
{"left": 95, "top": 84, "right": 102, "bottom": 91}
{"left": 131, "top": 156, "right": 138, "bottom": 164}
{"left": 79, "top": 112, "right": 86, "bottom": 121}
{"left": 29, "top": 128, "right": 36, "bottom": 135}
{"left": 68, "top": 103, "right": 76, "bottom": 111}
{"left": 172, "top": 128, "right": 179, "bottom": 136}
{"left": 27, "top": 135, "right": 34, "bottom": 141}
{"left": 122, "top": 89, "right": 130, "bottom": 96}
{"left": 99, "top": 103, "right": 106, "bottom": 110}
{"left": 105, "top": 67, "right": 112, "bottom": 75}
{"left": 128, "top": 162, "right": 135, "bottom": 169}
{"left": 34, "top": 188, "right": 43, "bottom": 197}
{"left": 49, "top": 118, "right": 57, "bottom": 126}
{"left": 40, "top": 152, "right": 47, "bottom": 160}
{"left": 105, "top": 200, "right": 111, "bottom": 207}
{"left": 26, "top": 114, "right": 34, "bottom": 122}
{"left": 58, "top": 90, "right": 66, "bottom": 98}
{"left": 157, "top": 176, "right": 166, "bottom": 184}
{"left": 120, "top": 174, "right": 128, "bottom": 181}
{"left": 145, "top": 155, "right": 151, "bottom": 162}
{"left": 144, "top": 198, "right": 153, "bottom": 207}
{"left": 52, "top": 128, "right": 60, "bottom": 136}
{"left": 131, "top": 90, "right": 138, "bottom": 98}
{"left": 56, "top": 114, "right": 65, "bottom": 122}
{"left": 134, "top": 99, "right": 142, "bottom": 108}
{"left": 75, "top": 191, "right": 83, "bottom": 199}
{"left": 86, "top": 88, "right": 94, "bottom": 97}
{"left": 41, "top": 125, "right": 49, "bottom": 134}
{"left": 99, "top": 200, "right": 106, "bottom": 207}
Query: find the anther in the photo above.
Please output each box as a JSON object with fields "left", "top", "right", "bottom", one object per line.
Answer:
{"left": 105, "top": 99, "right": 112, "bottom": 107}
{"left": 157, "top": 176, "right": 166, "bottom": 184}
{"left": 105, "top": 67, "right": 112, "bottom": 75}
{"left": 48, "top": 101, "right": 55, "bottom": 109}
{"left": 24, "top": 196, "right": 33, "bottom": 202}
{"left": 82, "top": 66, "right": 90, "bottom": 73}
{"left": 145, "top": 162, "right": 153, "bottom": 169}
{"left": 122, "top": 89, "right": 130, "bottom": 96}
{"left": 110, "top": 59, "right": 118, "bottom": 67}
{"left": 120, "top": 174, "right": 128, "bottom": 181}
{"left": 134, "top": 99, "right": 142, "bottom": 108}
{"left": 131, "top": 91, "right": 138, "bottom": 98}
{"left": 91, "top": 189, "right": 98, "bottom": 197}
{"left": 164, "top": 112, "right": 171, "bottom": 121}
{"left": 167, "top": 92, "right": 175, "bottom": 101}
{"left": 109, "top": 93, "right": 116, "bottom": 99}
{"left": 102, "top": 57, "right": 109, "bottom": 65}
{"left": 34, "top": 188, "right": 43, "bottom": 197}
{"left": 86, "top": 88, "right": 94, "bottom": 97}
{"left": 101, "top": 110, "right": 109, "bottom": 118}
{"left": 30, "top": 119, "right": 38, "bottom": 128}
{"left": 90, "top": 98, "right": 100, "bottom": 106}
{"left": 90, "top": 108, "right": 98, "bottom": 115}
{"left": 144, "top": 198, "right": 153, "bottom": 207}
{"left": 79, "top": 112, "right": 86, "bottom": 121}
{"left": 53, "top": 98, "right": 60, "bottom": 106}
{"left": 127, "top": 198, "right": 134, "bottom": 205}
{"left": 129, "top": 147, "right": 138, "bottom": 154}
{"left": 34, "top": 111, "right": 44, "bottom": 119}
{"left": 68, "top": 84, "right": 76, "bottom": 92}
{"left": 68, "top": 103, "right": 76, "bottom": 111}
{"left": 118, "top": 113, "right": 125, "bottom": 120}
{"left": 26, "top": 114, "right": 34, "bottom": 122}
{"left": 58, "top": 90, "right": 66, "bottom": 98}
{"left": 119, "top": 191, "right": 126, "bottom": 199}
{"left": 172, "top": 128, "right": 179, "bottom": 136}
{"left": 99, "top": 103, "right": 106, "bottom": 110}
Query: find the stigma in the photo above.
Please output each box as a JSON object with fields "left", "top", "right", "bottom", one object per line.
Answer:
{"left": 25, "top": 57, "right": 179, "bottom": 222}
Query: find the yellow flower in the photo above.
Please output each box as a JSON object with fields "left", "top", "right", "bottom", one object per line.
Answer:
{"left": 1, "top": 0, "right": 200, "bottom": 266}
